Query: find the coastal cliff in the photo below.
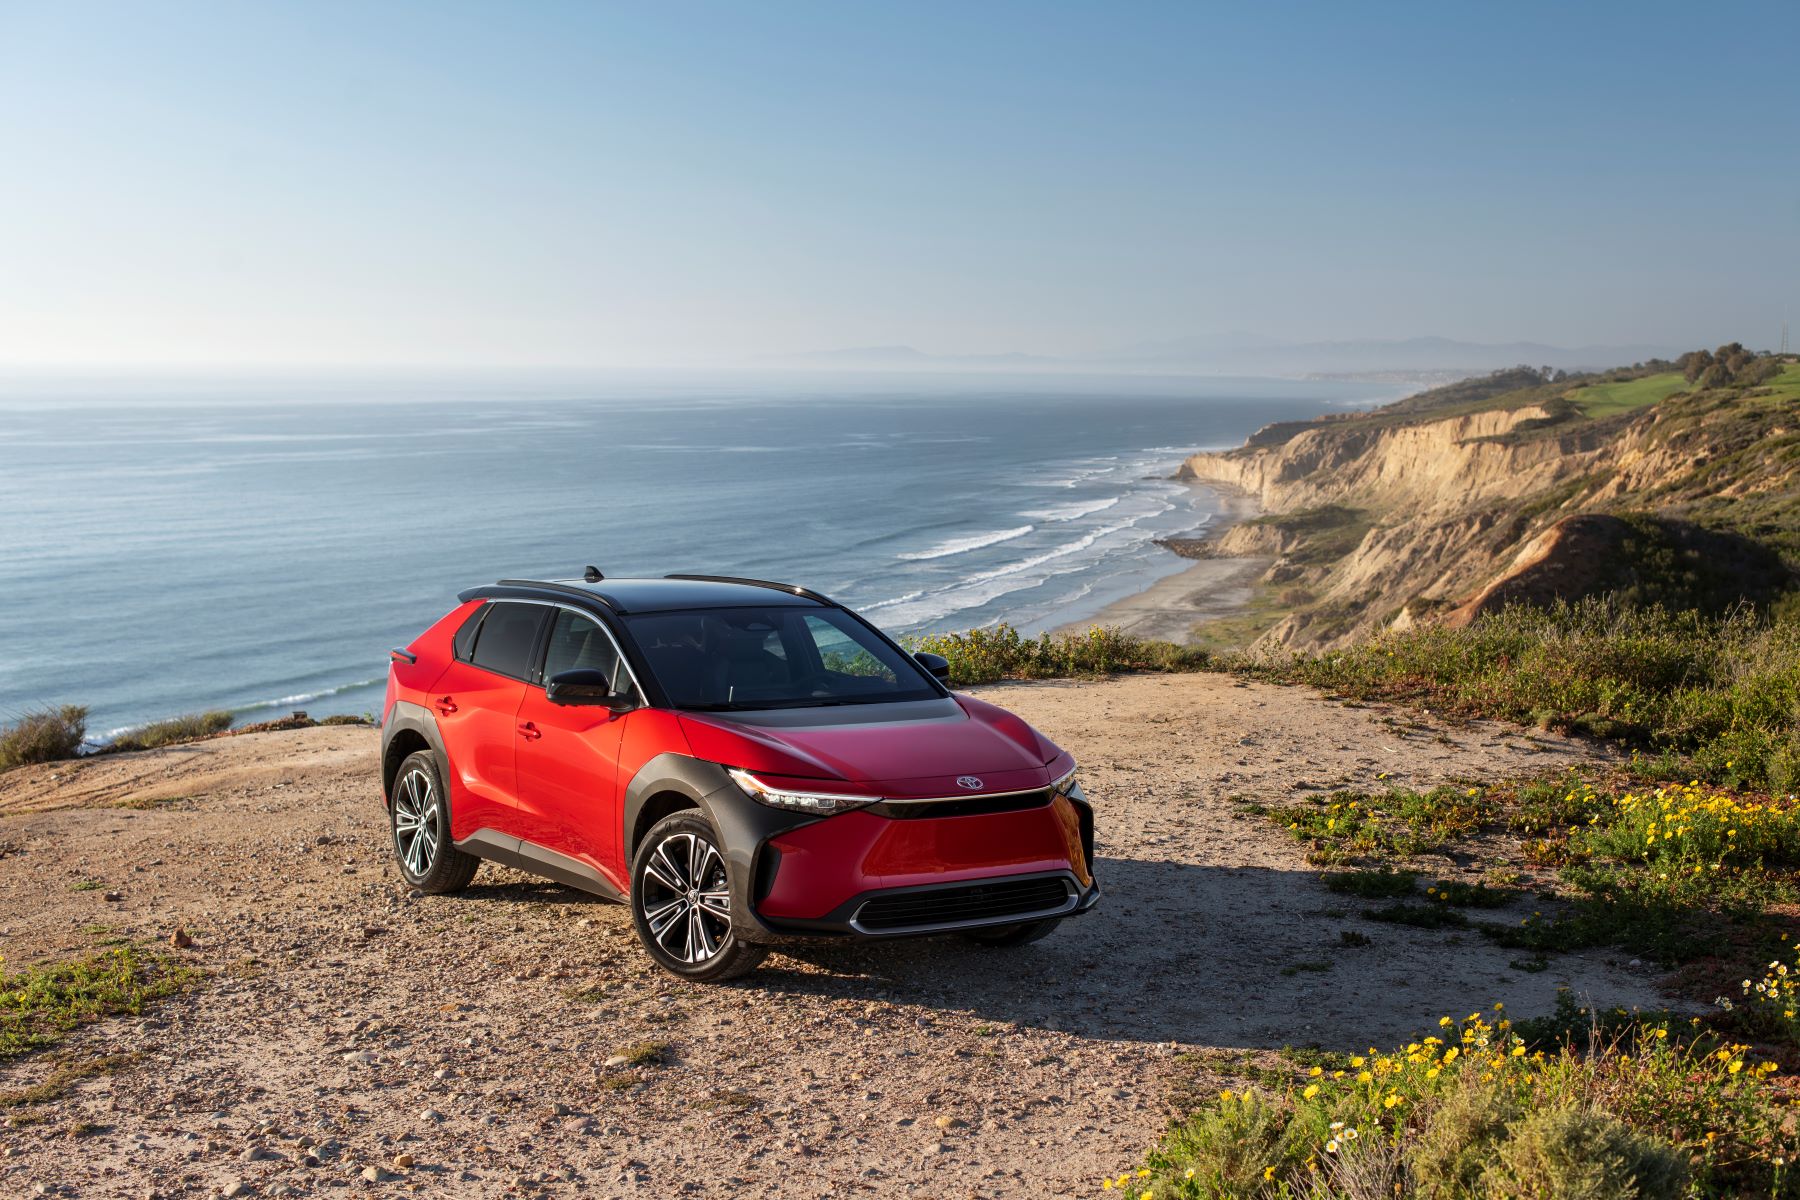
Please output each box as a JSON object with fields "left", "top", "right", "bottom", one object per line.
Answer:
{"left": 1177, "top": 357, "right": 1800, "bottom": 651}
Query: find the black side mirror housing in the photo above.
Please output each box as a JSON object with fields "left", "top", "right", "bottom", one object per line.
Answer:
{"left": 546, "top": 668, "right": 633, "bottom": 711}
{"left": 913, "top": 652, "right": 951, "bottom": 683}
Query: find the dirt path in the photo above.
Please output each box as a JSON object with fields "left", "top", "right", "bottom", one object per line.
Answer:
{"left": 0, "top": 675, "right": 1669, "bottom": 1199}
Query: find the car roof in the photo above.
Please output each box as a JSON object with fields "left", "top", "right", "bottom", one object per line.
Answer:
{"left": 457, "top": 575, "right": 829, "bottom": 615}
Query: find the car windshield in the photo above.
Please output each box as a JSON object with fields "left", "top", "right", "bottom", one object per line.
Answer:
{"left": 623, "top": 606, "right": 939, "bottom": 711}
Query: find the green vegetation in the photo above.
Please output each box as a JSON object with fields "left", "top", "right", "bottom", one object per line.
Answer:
{"left": 1242, "top": 505, "right": 1373, "bottom": 566}
{"left": 0, "top": 946, "right": 196, "bottom": 1060}
{"left": 905, "top": 622, "right": 1207, "bottom": 686}
{"left": 0, "top": 705, "right": 87, "bottom": 772}
{"left": 1, "top": 1052, "right": 140, "bottom": 1112}
{"left": 1242, "top": 599, "right": 1800, "bottom": 793}
{"left": 1270, "top": 786, "right": 1489, "bottom": 863}
{"left": 615, "top": 1039, "right": 672, "bottom": 1067}
{"left": 1321, "top": 868, "right": 1417, "bottom": 899}
{"left": 1568, "top": 371, "right": 1687, "bottom": 418}
{"left": 1117, "top": 1009, "right": 1788, "bottom": 1198}
{"left": 107, "top": 710, "right": 233, "bottom": 752}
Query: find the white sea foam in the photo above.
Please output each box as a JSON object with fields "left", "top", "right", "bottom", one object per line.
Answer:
{"left": 897, "top": 525, "right": 1034, "bottom": 561}
{"left": 1019, "top": 496, "right": 1120, "bottom": 522}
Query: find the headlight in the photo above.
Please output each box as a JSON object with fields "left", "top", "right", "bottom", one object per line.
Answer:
{"left": 1051, "top": 767, "right": 1083, "bottom": 800}
{"left": 727, "top": 768, "right": 879, "bottom": 816}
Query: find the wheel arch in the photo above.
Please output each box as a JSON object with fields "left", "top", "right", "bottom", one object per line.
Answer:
{"left": 621, "top": 752, "right": 734, "bottom": 863}
{"left": 379, "top": 701, "right": 453, "bottom": 810}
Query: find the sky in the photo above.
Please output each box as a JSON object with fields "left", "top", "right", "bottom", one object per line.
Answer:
{"left": 0, "top": 0, "right": 1795, "bottom": 369}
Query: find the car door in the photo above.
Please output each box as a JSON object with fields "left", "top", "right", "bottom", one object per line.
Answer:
{"left": 431, "top": 600, "right": 548, "bottom": 842}
{"left": 513, "top": 607, "right": 633, "bottom": 892}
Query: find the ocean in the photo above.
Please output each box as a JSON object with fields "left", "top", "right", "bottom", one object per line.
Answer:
{"left": 0, "top": 370, "right": 1394, "bottom": 738}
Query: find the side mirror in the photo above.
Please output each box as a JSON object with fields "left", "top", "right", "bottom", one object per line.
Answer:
{"left": 547, "top": 669, "right": 633, "bottom": 711}
{"left": 913, "top": 652, "right": 951, "bottom": 683}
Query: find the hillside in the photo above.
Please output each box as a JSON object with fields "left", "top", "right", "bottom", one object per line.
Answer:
{"left": 1180, "top": 349, "right": 1800, "bottom": 650}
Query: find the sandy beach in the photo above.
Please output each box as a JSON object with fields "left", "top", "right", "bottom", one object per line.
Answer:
{"left": 1057, "top": 485, "right": 1267, "bottom": 643}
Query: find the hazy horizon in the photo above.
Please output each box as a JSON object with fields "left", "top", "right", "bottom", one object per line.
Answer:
{"left": 2, "top": 1, "right": 1796, "bottom": 369}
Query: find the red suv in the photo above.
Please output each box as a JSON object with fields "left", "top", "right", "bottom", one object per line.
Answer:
{"left": 379, "top": 574, "right": 1098, "bottom": 980}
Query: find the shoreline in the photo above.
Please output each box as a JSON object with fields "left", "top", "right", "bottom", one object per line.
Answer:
{"left": 1053, "top": 483, "right": 1269, "bottom": 644}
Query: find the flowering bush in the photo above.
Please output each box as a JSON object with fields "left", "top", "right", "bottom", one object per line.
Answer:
{"left": 1113, "top": 1006, "right": 1795, "bottom": 1198}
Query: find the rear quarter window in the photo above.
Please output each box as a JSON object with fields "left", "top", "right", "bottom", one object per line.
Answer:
{"left": 467, "top": 602, "right": 548, "bottom": 680}
{"left": 453, "top": 603, "right": 490, "bottom": 661}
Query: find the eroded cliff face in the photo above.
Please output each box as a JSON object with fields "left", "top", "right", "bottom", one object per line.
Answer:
{"left": 1182, "top": 405, "right": 1609, "bottom": 515}
{"left": 1174, "top": 382, "right": 1797, "bottom": 652}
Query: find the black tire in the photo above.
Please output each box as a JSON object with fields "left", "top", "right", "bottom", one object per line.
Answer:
{"left": 960, "top": 917, "right": 1062, "bottom": 947}
{"left": 389, "top": 750, "right": 478, "bottom": 894}
{"left": 630, "top": 811, "right": 766, "bottom": 983}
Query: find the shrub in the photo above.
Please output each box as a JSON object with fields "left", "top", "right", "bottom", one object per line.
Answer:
{"left": 1405, "top": 1078, "right": 1517, "bottom": 1198}
{"left": 906, "top": 623, "right": 1208, "bottom": 686}
{"left": 1484, "top": 1106, "right": 1687, "bottom": 1200}
{"left": 108, "top": 710, "right": 233, "bottom": 752}
{"left": 0, "top": 705, "right": 88, "bottom": 771}
{"left": 1142, "top": 1086, "right": 1290, "bottom": 1197}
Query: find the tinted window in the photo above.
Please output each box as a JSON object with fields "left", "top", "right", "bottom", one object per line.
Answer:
{"left": 453, "top": 603, "right": 489, "bottom": 661}
{"left": 468, "top": 602, "right": 548, "bottom": 680}
{"left": 543, "top": 609, "right": 630, "bottom": 694}
{"left": 623, "top": 606, "right": 936, "bottom": 711}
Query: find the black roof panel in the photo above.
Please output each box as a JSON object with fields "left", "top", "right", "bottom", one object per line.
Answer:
{"left": 460, "top": 576, "right": 825, "bottom": 614}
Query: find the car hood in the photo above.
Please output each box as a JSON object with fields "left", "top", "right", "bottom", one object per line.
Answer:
{"left": 677, "top": 695, "right": 1060, "bottom": 787}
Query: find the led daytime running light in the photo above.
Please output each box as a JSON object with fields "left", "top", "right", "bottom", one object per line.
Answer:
{"left": 727, "top": 768, "right": 880, "bottom": 816}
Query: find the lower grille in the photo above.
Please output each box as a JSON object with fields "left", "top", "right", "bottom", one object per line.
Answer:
{"left": 853, "top": 876, "right": 1074, "bottom": 933}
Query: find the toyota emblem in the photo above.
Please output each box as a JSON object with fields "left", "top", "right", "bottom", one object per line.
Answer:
{"left": 956, "top": 776, "right": 985, "bottom": 790}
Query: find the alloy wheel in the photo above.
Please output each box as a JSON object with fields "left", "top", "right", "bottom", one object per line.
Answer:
{"left": 392, "top": 767, "right": 441, "bottom": 878}
{"left": 638, "top": 831, "right": 732, "bottom": 964}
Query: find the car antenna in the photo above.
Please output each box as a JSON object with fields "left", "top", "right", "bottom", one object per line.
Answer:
{"left": 582, "top": 565, "right": 604, "bottom": 582}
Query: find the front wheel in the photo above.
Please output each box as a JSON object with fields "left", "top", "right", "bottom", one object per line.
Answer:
{"left": 961, "top": 917, "right": 1062, "bottom": 947}
{"left": 630, "top": 812, "right": 766, "bottom": 982}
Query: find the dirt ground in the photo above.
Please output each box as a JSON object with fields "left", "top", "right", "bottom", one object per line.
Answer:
{"left": 0, "top": 674, "right": 1673, "bottom": 1199}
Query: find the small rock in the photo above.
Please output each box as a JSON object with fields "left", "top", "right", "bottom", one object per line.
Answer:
{"left": 417, "top": 1109, "right": 442, "bottom": 1123}
{"left": 925, "top": 1141, "right": 948, "bottom": 1155}
{"left": 360, "top": 1166, "right": 387, "bottom": 1183}
{"left": 243, "top": 1146, "right": 272, "bottom": 1161}
{"left": 222, "top": 1183, "right": 251, "bottom": 1199}
{"left": 393, "top": 1153, "right": 415, "bottom": 1169}
{"left": 103, "top": 891, "right": 124, "bottom": 902}
{"left": 300, "top": 1154, "right": 320, "bottom": 1168}
{"left": 934, "top": 1114, "right": 963, "bottom": 1130}
{"left": 602, "top": 1055, "right": 628, "bottom": 1068}
{"left": 342, "top": 1051, "right": 374, "bottom": 1065}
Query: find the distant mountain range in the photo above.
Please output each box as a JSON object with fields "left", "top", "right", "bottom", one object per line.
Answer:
{"left": 775, "top": 336, "right": 1688, "bottom": 378}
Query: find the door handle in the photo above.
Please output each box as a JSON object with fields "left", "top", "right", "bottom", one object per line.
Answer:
{"left": 517, "top": 721, "right": 541, "bottom": 741}
{"left": 434, "top": 696, "right": 457, "bottom": 715}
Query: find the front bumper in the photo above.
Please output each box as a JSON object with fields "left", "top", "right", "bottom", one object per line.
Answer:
{"left": 728, "top": 789, "right": 1099, "bottom": 942}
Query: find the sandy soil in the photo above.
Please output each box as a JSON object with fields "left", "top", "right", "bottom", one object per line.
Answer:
{"left": 0, "top": 675, "right": 1670, "bottom": 1199}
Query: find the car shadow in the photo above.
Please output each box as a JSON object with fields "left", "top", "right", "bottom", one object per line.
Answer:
{"left": 739, "top": 854, "right": 1671, "bottom": 1050}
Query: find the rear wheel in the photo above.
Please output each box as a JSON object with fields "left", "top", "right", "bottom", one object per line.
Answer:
{"left": 961, "top": 917, "right": 1062, "bottom": 947}
{"left": 390, "top": 750, "right": 478, "bottom": 894}
{"left": 630, "top": 811, "right": 766, "bottom": 982}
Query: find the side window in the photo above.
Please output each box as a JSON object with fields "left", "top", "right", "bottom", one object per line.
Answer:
{"left": 543, "top": 610, "right": 628, "bottom": 693}
{"left": 453, "top": 603, "right": 489, "bottom": 661}
{"left": 468, "top": 602, "right": 548, "bottom": 681}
